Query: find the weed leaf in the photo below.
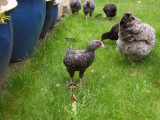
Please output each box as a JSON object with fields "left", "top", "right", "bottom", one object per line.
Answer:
{"left": 95, "top": 13, "right": 103, "bottom": 18}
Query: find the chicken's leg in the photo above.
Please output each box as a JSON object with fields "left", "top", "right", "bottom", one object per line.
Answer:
{"left": 77, "top": 70, "right": 85, "bottom": 86}
{"left": 68, "top": 78, "right": 74, "bottom": 85}
{"left": 76, "top": 11, "right": 79, "bottom": 16}
{"left": 68, "top": 71, "right": 75, "bottom": 86}
{"left": 127, "top": 56, "right": 135, "bottom": 66}
{"left": 90, "top": 12, "right": 92, "bottom": 20}
{"left": 77, "top": 78, "right": 82, "bottom": 86}
{"left": 72, "top": 12, "right": 76, "bottom": 17}
{"left": 85, "top": 15, "right": 87, "bottom": 21}
{"left": 107, "top": 17, "right": 112, "bottom": 20}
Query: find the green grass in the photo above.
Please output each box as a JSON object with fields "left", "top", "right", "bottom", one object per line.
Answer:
{"left": 1, "top": 0, "right": 160, "bottom": 119}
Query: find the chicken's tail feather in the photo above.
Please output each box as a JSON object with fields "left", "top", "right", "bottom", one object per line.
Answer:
{"left": 83, "top": 0, "right": 95, "bottom": 8}
{"left": 120, "top": 12, "right": 132, "bottom": 28}
{"left": 66, "top": 47, "right": 72, "bottom": 54}
{"left": 70, "top": 1, "right": 80, "bottom": 7}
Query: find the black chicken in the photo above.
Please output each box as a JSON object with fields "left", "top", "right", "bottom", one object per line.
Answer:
{"left": 63, "top": 40, "right": 105, "bottom": 86}
{"left": 103, "top": 4, "right": 117, "bottom": 20}
{"left": 101, "top": 23, "right": 119, "bottom": 41}
{"left": 69, "top": 0, "right": 81, "bottom": 17}
{"left": 83, "top": 0, "right": 95, "bottom": 21}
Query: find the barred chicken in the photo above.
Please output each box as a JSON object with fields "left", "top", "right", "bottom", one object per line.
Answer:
{"left": 117, "top": 12, "right": 155, "bottom": 65}
{"left": 83, "top": 0, "right": 95, "bottom": 21}
{"left": 69, "top": 0, "right": 81, "bottom": 17}
{"left": 63, "top": 40, "right": 105, "bottom": 86}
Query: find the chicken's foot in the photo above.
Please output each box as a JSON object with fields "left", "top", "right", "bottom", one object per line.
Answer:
{"left": 127, "top": 56, "right": 135, "bottom": 66}
{"left": 107, "top": 17, "right": 112, "bottom": 20}
{"left": 77, "top": 79, "right": 82, "bottom": 86}
{"left": 76, "top": 11, "right": 79, "bottom": 16}
{"left": 68, "top": 78, "right": 74, "bottom": 86}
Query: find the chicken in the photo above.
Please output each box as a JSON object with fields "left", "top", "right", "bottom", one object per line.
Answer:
{"left": 63, "top": 40, "right": 105, "bottom": 86}
{"left": 69, "top": 0, "right": 81, "bottom": 17}
{"left": 117, "top": 12, "right": 155, "bottom": 65}
{"left": 101, "top": 23, "right": 119, "bottom": 41}
{"left": 103, "top": 4, "right": 117, "bottom": 20}
{"left": 83, "top": 0, "right": 95, "bottom": 21}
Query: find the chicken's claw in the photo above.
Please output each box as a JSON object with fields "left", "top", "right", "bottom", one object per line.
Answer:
{"left": 68, "top": 82, "right": 74, "bottom": 86}
{"left": 67, "top": 85, "right": 79, "bottom": 89}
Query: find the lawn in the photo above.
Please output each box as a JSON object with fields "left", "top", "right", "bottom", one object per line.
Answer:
{"left": 1, "top": 0, "right": 160, "bottom": 119}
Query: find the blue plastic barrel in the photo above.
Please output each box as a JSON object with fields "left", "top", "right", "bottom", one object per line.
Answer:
{"left": 40, "top": 0, "right": 54, "bottom": 39}
{"left": 10, "top": 0, "right": 46, "bottom": 62}
{"left": 0, "top": 8, "right": 17, "bottom": 89}
{"left": 49, "top": 2, "right": 59, "bottom": 29}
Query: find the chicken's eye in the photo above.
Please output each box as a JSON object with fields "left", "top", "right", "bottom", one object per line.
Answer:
{"left": 94, "top": 42, "right": 101, "bottom": 48}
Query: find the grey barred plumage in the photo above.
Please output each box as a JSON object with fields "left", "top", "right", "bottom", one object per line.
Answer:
{"left": 69, "top": 0, "right": 81, "bottom": 16}
{"left": 63, "top": 40, "right": 105, "bottom": 86}
{"left": 83, "top": 0, "right": 95, "bottom": 8}
{"left": 83, "top": 0, "right": 95, "bottom": 21}
{"left": 117, "top": 12, "right": 155, "bottom": 65}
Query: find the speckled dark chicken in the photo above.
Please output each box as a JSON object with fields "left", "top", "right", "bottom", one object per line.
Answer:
{"left": 63, "top": 40, "right": 105, "bottom": 86}
{"left": 117, "top": 12, "right": 156, "bottom": 65}
{"left": 69, "top": 0, "right": 81, "bottom": 16}
{"left": 83, "top": 0, "right": 95, "bottom": 21}
{"left": 103, "top": 4, "right": 117, "bottom": 20}
{"left": 101, "top": 23, "right": 119, "bottom": 41}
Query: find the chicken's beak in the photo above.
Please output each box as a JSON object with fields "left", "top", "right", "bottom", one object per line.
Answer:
{"left": 97, "top": 42, "right": 105, "bottom": 49}
{"left": 100, "top": 42, "right": 105, "bottom": 48}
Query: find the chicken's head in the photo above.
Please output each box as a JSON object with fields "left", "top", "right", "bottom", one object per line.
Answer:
{"left": 120, "top": 12, "right": 136, "bottom": 28}
{"left": 86, "top": 40, "right": 105, "bottom": 52}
